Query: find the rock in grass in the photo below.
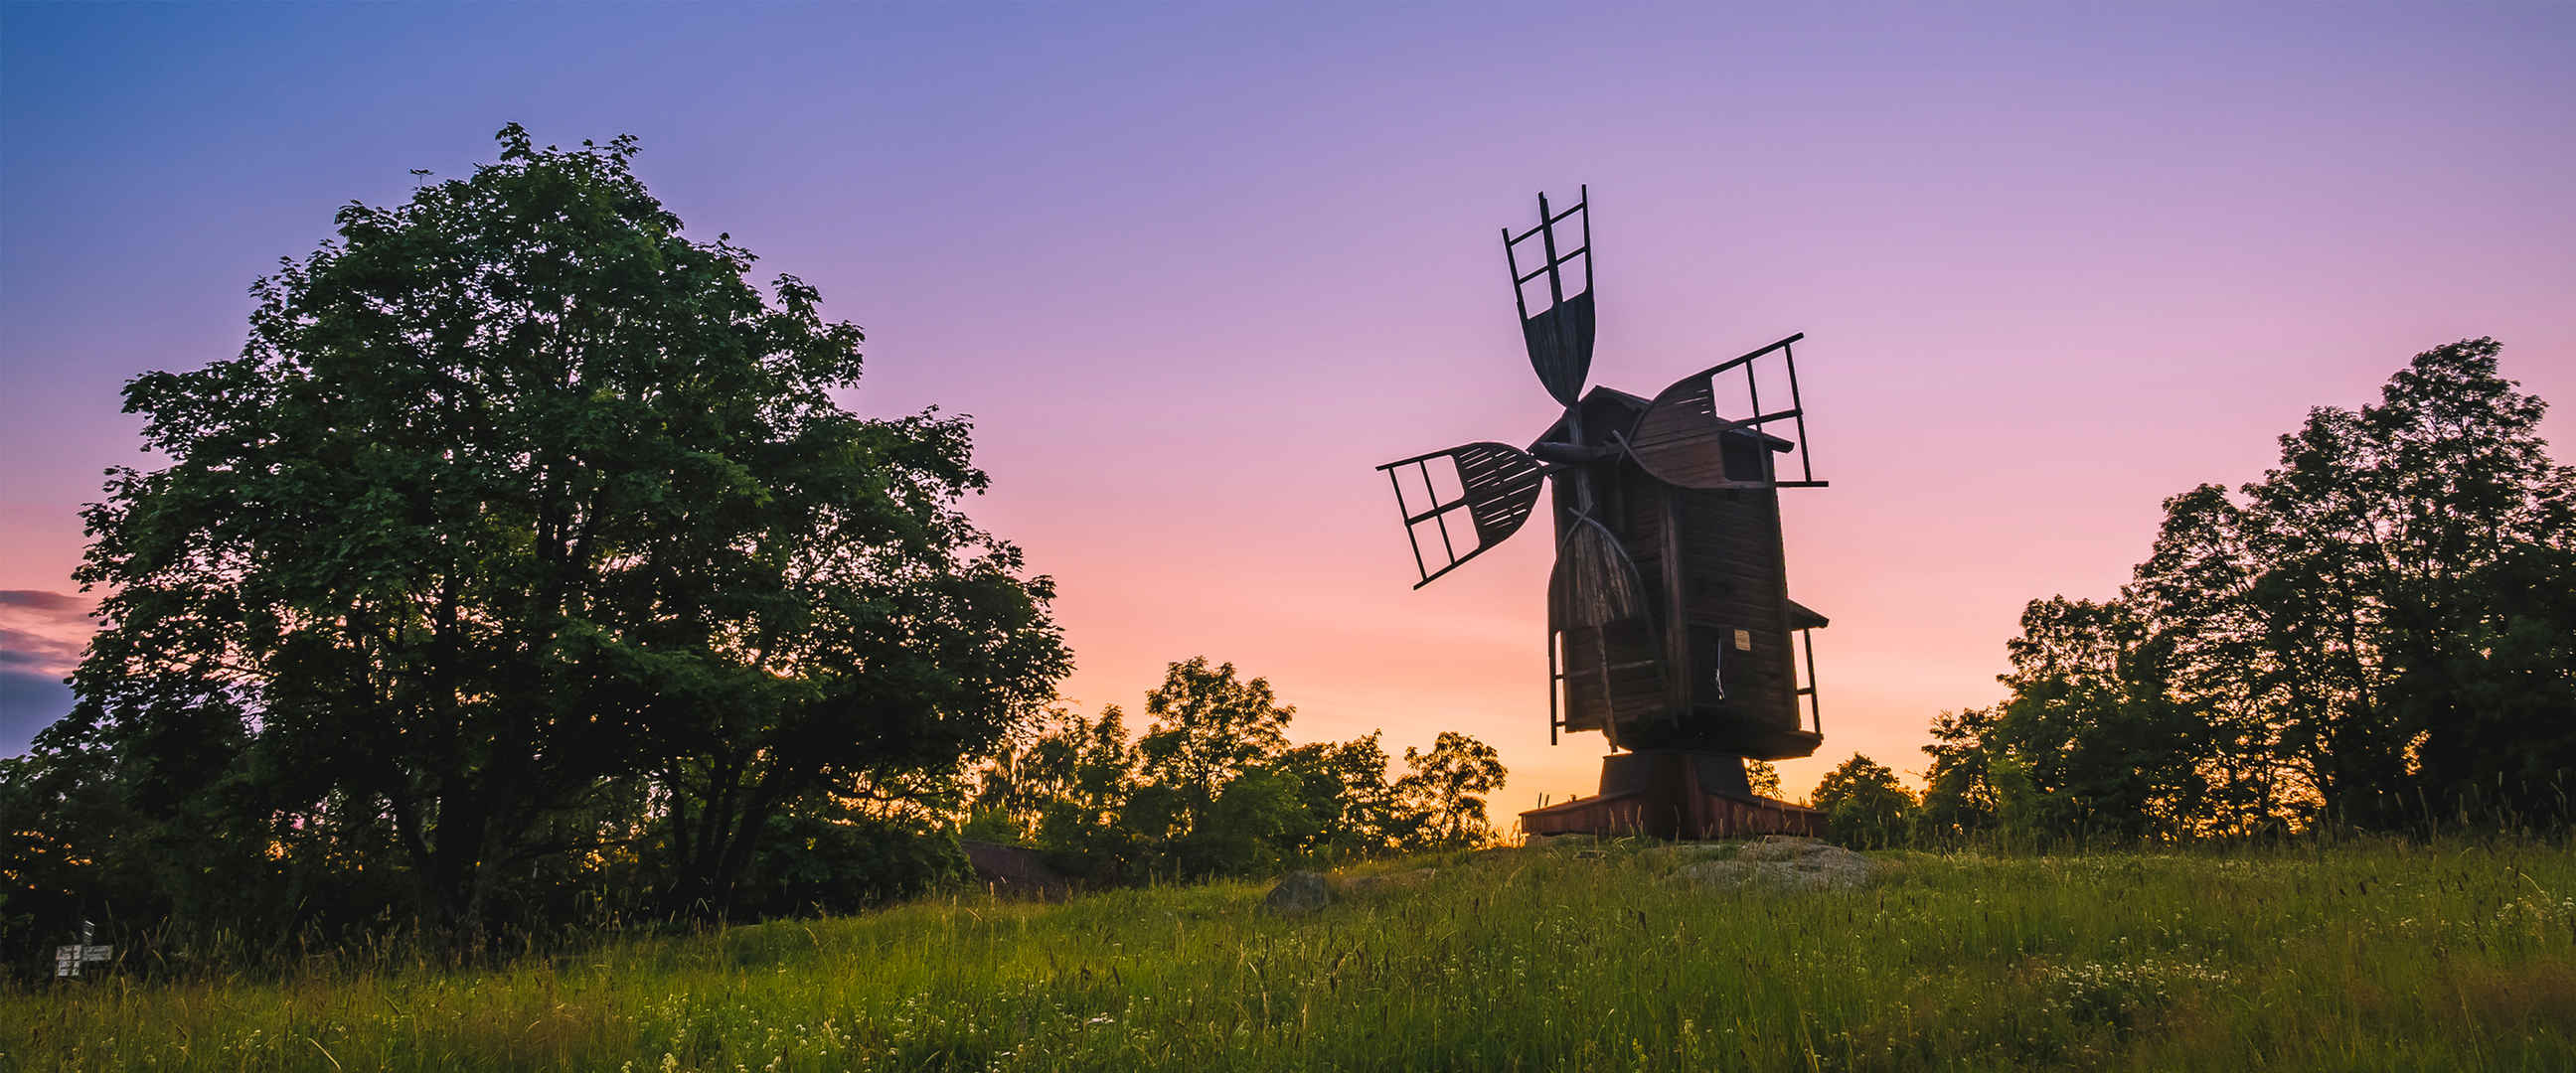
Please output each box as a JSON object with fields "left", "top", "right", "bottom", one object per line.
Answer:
{"left": 1678, "top": 838, "right": 1876, "bottom": 891}
{"left": 1261, "top": 870, "right": 1335, "bottom": 915}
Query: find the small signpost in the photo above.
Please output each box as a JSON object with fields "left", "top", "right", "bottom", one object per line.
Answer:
{"left": 54, "top": 920, "right": 113, "bottom": 980}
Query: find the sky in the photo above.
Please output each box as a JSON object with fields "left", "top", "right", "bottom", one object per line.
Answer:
{"left": 3, "top": 2, "right": 2572, "bottom": 808}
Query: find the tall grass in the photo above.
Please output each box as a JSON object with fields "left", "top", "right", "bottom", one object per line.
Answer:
{"left": 7, "top": 838, "right": 2571, "bottom": 1071}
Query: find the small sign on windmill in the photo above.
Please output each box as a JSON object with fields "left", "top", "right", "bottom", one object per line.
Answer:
{"left": 1376, "top": 188, "right": 1830, "bottom": 840}
{"left": 55, "top": 920, "right": 114, "bottom": 980}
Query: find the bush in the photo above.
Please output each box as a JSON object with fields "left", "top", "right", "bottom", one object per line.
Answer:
{"left": 1812, "top": 754, "right": 1918, "bottom": 848}
{"left": 733, "top": 804, "right": 968, "bottom": 917}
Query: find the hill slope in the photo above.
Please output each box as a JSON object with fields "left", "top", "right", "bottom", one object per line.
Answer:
{"left": 10, "top": 840, "right": 2573, "bottom": 1071}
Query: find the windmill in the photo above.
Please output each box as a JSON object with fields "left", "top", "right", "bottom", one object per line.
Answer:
{"left": 1376, "top": 188, "right": 1831, "bottom": 840}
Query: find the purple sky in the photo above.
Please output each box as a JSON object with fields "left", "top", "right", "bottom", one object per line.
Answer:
{"left": 4, "top": 3, "right": 2572, "bottom": 803}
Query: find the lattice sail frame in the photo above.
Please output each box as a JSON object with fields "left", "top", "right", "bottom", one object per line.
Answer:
{"left": 1620, "top": 333, "right": 1827, "bottom": 491}
{"left": 1506, "top": 187, "right": 1595, "bottom": 407}
{"left": 1375, "top": 442, "right": 1544, "bottom": 588}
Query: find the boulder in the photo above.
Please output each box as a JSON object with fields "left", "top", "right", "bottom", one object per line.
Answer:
{"left": 1677, "top": 837, "right": 1876, "bottom": 891}
{"left": 1260, "top": 870, "right": 1335, "bottom": 915}
{"left": 959, "top": 840, "right": 1074, "bottom": 899}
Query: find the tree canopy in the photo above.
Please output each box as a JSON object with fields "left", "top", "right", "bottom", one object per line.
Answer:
{"left": 40, "top": 125, "right": 1068, "bottom": 936}
{"left": 1810, "top": 754, "right": 1915, "bottom": 847}
{"left": 968, "top": 658, "right": 1509, "bottom": 879}
{"left": 1921, "top": 338, "right": 2575, "bottom": 840}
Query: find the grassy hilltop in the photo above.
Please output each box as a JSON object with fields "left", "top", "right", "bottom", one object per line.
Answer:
{"left": 9, "top": 840, "right": 2573, "bottom": 1072}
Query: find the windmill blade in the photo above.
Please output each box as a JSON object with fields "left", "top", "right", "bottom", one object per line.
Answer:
{"left": 1622, "top": 332, "right": 1830, "bottom": 490}
{"left": 1375, "top": 442, "right": 1545, "bottom": 588}
{"left": 1548, "top": 516, "right": 1645, "bottom": 628}
{"left": 1520, "top": 291, "right": 1595, "bottom": 408}
{"left": 1547, "top": 517, "right": 1661, "bottom": 751}
{"left": 1504, "top": 189, "right": 1595, "bottom": 406}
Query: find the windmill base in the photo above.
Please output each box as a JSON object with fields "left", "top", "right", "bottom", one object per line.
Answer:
{"left": 1520, "top": 750, "right": 1825, "bottom": 841}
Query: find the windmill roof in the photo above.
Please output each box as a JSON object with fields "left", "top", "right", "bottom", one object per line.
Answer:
{"left": 1585, "top": 384, "right": 1652, "bottom": 407}
{"left": 1530, "top": 386, "right": 1646, "bottom": 444}
{"left": 1533, "top": 383, "right": 1797, "bottom": 451}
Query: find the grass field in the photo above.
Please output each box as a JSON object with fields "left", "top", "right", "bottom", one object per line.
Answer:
{"left": 7, "top": 838, "right": 2573, "bottom": 1071}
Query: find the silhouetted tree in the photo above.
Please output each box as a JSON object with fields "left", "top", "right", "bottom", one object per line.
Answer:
{"left": 1744, "top": 759, "right": 1784, "bottom": 800}
{"left": 1915, "top": 706, "right": 2000, "bottom": 841}
{"left": 1989, "top": 597, "right": 2207, "bottom": 839}
{"left": 1810, "top": 754, "right": 1915, "bottom": 848}
{"left": 56, "top": 124, "right": 1064, "bottom": 935}
{"left": 2265, "top": 339, "right": 2573, "bottom": 820}
{"left": 1133, "top": 658, "right": 1293, "bottom": 850}
{"left": 1929, "top": 337, "right": 2574, "bottom": 838}
{"left": 2127, "top": 486, "right": 2299, "bottom": 832}
{"left": 1393, "top": 731, "right": 1507, "bottom": 847}
{"left": 965, "top": 658, "right": 1506, "bottom": 877}
{"left": 1277, "top": 732, "right": 1402, "bottom": 857}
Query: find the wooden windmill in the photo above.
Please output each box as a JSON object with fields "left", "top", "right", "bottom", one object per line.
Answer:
{"left": 1377, "top": 188, "right": 1829, "bottom": 839}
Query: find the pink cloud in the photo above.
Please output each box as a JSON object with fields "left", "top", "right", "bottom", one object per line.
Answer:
{"left": 0, "top": 590, "right": 95, "bottom": 677}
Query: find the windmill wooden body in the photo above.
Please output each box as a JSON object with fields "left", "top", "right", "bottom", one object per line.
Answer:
{"left": 1376, "top": 189, "right": 1829, "bottom": 840}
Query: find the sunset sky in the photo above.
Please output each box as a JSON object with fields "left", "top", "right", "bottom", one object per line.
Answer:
{"left": 4, "top": 3, "right": 2571, "bottom": 807}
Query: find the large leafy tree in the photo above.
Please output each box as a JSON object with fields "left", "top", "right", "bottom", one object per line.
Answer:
{"left": 1391, "top": 731, "right": 1506, "bottom": 847}
{"left": 2134, "top": 338, "right": 2573, "bottom": 824}
{"left": 1930, "top": 338, "right": 2573, "bottom": 838}
{"left": 2126, "top": 486, "right": 2299, "bottom": 831}
{"left": 1277, "top": 732, "right": 1400, "bottom": 856}
{"left": 60, "top": 125, "right": 1065, "bottom": 932}
{"left": 1132, "top": 658, "right": 1293, "bottom": 837}
{"left": 1989, "top": 597, "right": 2208, "bottom": 839}
{"left": 2304, "top": 339, "right": 2574, "bottom": 818}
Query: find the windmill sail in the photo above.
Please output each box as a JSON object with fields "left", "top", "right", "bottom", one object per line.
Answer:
{"left": 1624, "top": 332, "right": 1829, "bottom": 490}
{"left": 1548, "top": 516, "right": 1645, "bottom": 628}
{"left": 1520, "top": 290, "right": 1595, "bottom": 407}
{"left": 1505, "top": 189, "right": 1595, "bottom": 406}
{"left": 1548, "top": 518, "right": 1661, "bottom": 750}
{"left": 1376, "top": 442, "right": 1544, "bottom": 588}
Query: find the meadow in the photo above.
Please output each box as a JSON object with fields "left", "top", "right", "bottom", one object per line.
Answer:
{"left": 7, "top": 838, "right": 2572, "bottom": 1072}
